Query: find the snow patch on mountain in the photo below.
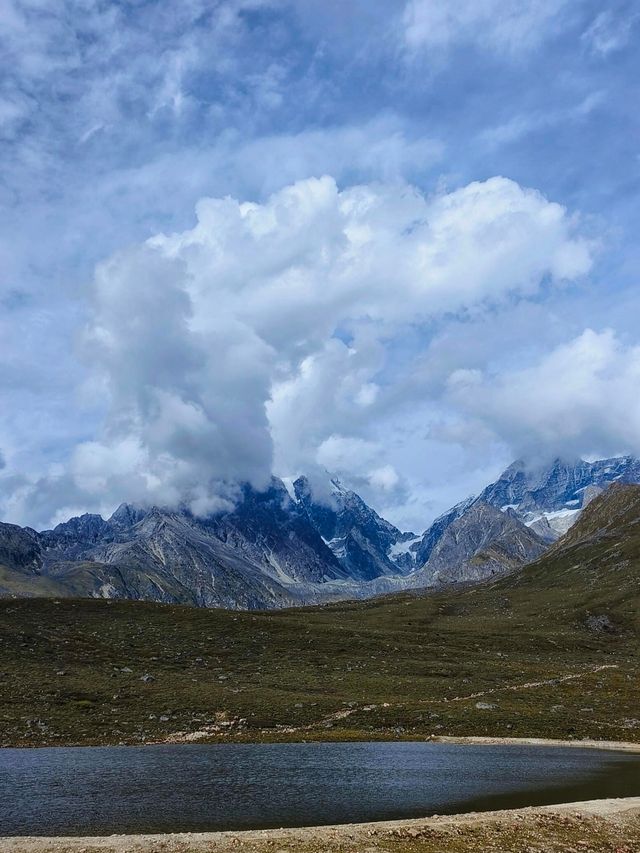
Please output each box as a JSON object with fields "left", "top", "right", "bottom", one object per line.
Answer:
{"left": 524, "top": 508, "right": 581, "bottom": 538}
{"left": 281, "top": 478, "right": 300, "bottom": 504}
{"left": 387, "top": 535, "right": 422, "bottom": 560}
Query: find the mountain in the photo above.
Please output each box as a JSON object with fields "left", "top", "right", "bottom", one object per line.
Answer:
{"left": 477, "top": 455, "right": 640, "bottom": 539}
{"left": 37, "top": 479, "right": 356, "bottom": 609}
{"left": 409, "top": 455, "right": 640, "bottom": 577}
{"left": 1, "top": 456, "right": 639, "bottom": 610}
{"left": 0, "top": 522, "right": 71, "bottom": 598}
{"left": 0, "top": 477, "right": 415, "bottom": 608}
{"left": 413, "top": 496, "right": 475, "bottom": 567}
{"left": 291, "top": 476, "right": 415, "bottom": 580}
{"left": 3, "top": 482, "right": 638, "bottom": 749}
{"left": 408, "top": 501, "right": 547, "bottom": 587}
{"left": 0, "top": 522, "right": 42, "bottom": 574}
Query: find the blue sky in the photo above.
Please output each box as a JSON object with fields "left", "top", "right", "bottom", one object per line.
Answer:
{"left": 1, "top": 0, "right": 639, "bottom": 531}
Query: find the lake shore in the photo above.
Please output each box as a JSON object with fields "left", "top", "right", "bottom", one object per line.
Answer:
{"left": 429, "top": 734, "right": 640, "bottom": 753}
{"left": 1, "top": 797, "right": 639, "bottom": 853}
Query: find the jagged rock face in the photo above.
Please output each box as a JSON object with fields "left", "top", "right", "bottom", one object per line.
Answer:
{"left": 40, "top": 483, "right": 346, "bottom": 609}
{"left": 109, "top": 503, "right": 148, "bottom": 530}
{"left": 217, "top": 480, "right": 348, "bottom": 584}
{"left": 413, "top": 456, "right": 640, "bottom": 566}
{"left": 81, "top": 508, "right": 296, "bottom": 610}
{"left": 414, "top": 497, "right": 474, "bottom": 567}
{"left": 0, "top": 477, "right": 413, "bottom": 608}
{"left": 479, "top": 456, "right": 640, "bottom": 516}
{"left": 409, "top": 502, "right": 547, "bottom": 587}
{"left": 482, "top": 456, "right": 640, "bottom": 540}
{"left": 0, "top": 523, "right": 42, "bottom": 575}
{"left": 50, "top": 513, "right": 112, "bottom": 543}
{"left": 292, "top": 477, "right": 409, "bottom": 581}
{"left": 0, "top": 475, "right": 415, "bottom": 606}
{"left": 2, "top": 457, "right": 639, "bottom": 609}
{"left": 39, "top": 513, "right": 115, "bottom": 563}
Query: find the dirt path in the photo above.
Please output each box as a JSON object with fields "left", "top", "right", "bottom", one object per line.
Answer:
{"left": 164, "top": 664, "right": 623, "bottom": 744}
{"left": 2, "top": 798, "right": 639, "bottom": 853}
{"left": 441, "top": 664, "right": 620, "bottom": 704}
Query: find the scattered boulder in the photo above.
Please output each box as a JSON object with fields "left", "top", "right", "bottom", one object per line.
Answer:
{"left": 585, "top": 614, "right": 618, "bottom": 634}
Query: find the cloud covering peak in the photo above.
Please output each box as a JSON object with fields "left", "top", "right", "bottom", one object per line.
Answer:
{"left": 1, "top": 174, "right": 592, "bottom": 526}
{"left": 1, "top": 0, "right": 639, "bottom": 532}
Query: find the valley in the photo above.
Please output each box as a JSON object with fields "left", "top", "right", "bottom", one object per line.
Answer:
{"left": 1, "top": 484, "right": 638, "bottom": 749}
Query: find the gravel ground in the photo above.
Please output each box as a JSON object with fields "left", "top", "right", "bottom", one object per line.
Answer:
{"left": 1, "top": 798, "right": 639, "bottom": 853}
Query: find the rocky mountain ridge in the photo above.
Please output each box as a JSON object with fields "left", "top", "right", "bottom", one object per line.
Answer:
{"left": 0, "top": 477, "right": 411, "bottom": 608}
{"left": 0, "top": 455, "right": 638, "bottom": 608}
{"left": 407, "top": 501, "right": 547, "bottom": 587}
{"left": 477, "top": 455, "right": 640, "bottom": 538}
{"left": 406, "top": 454, "right": 640, "bottom": 573}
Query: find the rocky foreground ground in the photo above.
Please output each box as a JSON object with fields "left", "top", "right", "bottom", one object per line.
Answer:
{"left": 1, "top": 798, "right": 639, "bottom": 853}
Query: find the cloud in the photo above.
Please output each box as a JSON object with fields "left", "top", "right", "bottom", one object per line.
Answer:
{"left": 402, "top": 0, "right": 573, "bottom": 55}
{"left": 479, "top": 91, "right": 605, "bottom": 149}
{"left": 316, "top": 435, "right": 401, "bottom": 494}
{"left": 581, "top": 9, "right": 639, "bottom": 56}
{"left": 0, "top": 0, "right": 300, "bottom": 215}
{"left": 445, "top": 329, "right": 640, "bottom": 460}
{"left": 0, "top": 173, "right": 592, "bottom": 526}
{"left": 1, "top": 0, "right": 639, "bottom": 539}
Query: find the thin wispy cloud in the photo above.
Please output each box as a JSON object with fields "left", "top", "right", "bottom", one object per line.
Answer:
{"left": 402, "top": 0, "right": 574, "bottom": 54}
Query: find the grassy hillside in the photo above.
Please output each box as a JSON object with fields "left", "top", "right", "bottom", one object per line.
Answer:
{"left": 0, "top": 485, "right": 638, "bottom": 747}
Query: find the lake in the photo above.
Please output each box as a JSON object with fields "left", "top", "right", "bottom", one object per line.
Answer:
{"left": 1, "top": 741, "right": 639, "bottom": 836}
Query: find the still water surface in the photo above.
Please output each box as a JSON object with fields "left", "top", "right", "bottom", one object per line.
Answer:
{"left": 1, "top": 741, "right": 639, "bottom": 836}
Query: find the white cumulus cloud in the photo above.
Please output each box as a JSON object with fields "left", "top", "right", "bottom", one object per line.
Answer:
{"left": 445, "top": 329, "right": 640, "bottom": 461}
{"left": 1, "top": 174, "right": 592, "bottom": 525}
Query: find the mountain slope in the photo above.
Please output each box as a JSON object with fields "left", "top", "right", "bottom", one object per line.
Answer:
{"left": 292, "top": 476, "right": 413, "bottom": 580}
{"left": 410, "top": 455, "right": 640, "bottom": 568}
{"left": 499, "top": 482, "right": 640, "bottom": 634}
{"left": 407, "top": 501, "right": 547, "bottom": 587}
{"left": 478, "top": 455, "right": 640, "bottom": 538}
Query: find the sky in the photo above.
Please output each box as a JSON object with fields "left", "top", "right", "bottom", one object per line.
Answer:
{"left": 1, "top": 0, "right": 640, "bottom": 532}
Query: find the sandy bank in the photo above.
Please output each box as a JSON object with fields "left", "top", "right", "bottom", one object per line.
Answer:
{"left": 1, "top": 798, "right": 639, "bottom": 853}
{"left": 430, "top": 734, "right": 640, "bottom": 753}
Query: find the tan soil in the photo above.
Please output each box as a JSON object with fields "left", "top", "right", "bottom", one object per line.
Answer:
{"left": 1, "top": 798, "right": 639, "bottom": 853}
{"left": 429, "top": 735, "right": 640, "bottom": 753}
